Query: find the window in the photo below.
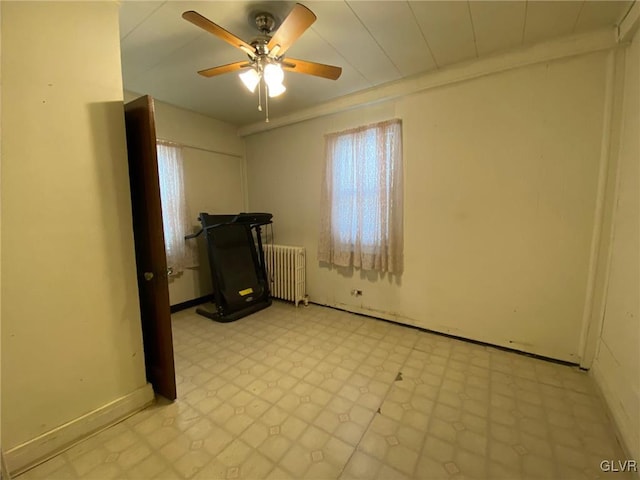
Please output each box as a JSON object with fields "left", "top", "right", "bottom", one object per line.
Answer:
{"left": 156, "top": 141, "right": 194, "bottom": 274}
{"left": 318, "top": 119, "right": 403, "bottom": 273}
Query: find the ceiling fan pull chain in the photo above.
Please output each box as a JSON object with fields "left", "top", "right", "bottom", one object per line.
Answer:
{"left": 257, "top": 77, "right": 263, "bottom": 112}
{"left": 265, "top": 83, "right": 270, "bottom": 123}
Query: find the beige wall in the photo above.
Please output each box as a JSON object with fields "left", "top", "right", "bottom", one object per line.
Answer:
{"left": 124, "top": 93, "right": 246, "bottom": 305}
{"left": 246, "top": 51, "right": 609, "bottom": 363}
{"left": 0, "top": 0, "right": 3, "bottom": 467}
{"left": 1, "top": 0, "right": 148, "bottom": 452}
{"left": 592, "top": 29, "right": 640, "bottom": 460}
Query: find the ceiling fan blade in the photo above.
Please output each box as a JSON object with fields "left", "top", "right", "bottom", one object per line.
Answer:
{"left": 182, "top": 11, "right": 256, "bottom": 57}
{"left": 198, "top": 61, "right": 251, "bottom": 78}
{"left": 282, "top": 58, "right": 342, "bottom": 80}
{"left": 267, "top": 4, "right": 316, "bottom": 56}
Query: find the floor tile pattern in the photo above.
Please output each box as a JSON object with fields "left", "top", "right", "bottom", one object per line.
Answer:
{"left": 17, "top": 302, "right": 631, "bottom": 479}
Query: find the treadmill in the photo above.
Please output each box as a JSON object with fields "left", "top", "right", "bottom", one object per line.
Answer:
{"left": 186, "top": 212, "right": 272, "bottom": 322}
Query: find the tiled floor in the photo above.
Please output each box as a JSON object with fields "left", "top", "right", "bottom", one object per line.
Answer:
{"left": 18, "top": 302, "right": 630, "bottom": 479}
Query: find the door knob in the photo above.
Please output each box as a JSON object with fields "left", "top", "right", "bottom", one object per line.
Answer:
{"left": 144, "top": 272, "right": 154, "bottom": 281}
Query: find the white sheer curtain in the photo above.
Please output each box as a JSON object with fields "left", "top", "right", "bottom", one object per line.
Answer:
{"left": 318, "top": 119, "right": 404, "bottom": 273}
{"left": 156, "top": 141, "right": 195, "bottom": 274}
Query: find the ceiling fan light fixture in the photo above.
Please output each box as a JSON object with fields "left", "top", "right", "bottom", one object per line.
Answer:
{"left": 263, "top": 63, "right": 284, "bottom": 87}
{"left": 267, "top": 82, "right": 286, "bottom": 98}
{"left": 239, "top": 68, "right": 260, "bottom": 92}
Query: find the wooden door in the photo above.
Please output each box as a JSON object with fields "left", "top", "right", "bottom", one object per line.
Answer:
{"left": 124, "top": 95, "right": 177, "bottom": 400}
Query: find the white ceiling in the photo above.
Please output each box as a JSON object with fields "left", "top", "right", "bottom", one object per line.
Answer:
{"left": 119, "top": 1, "right": 633, "bottom": 126}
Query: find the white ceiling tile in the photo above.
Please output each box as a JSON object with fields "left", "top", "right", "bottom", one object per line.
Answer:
{"left": 280, "top": 28, "right": 371, "bottom": 95}
{"left": 347, "top": 1, "right": 436, "bottom": 77}
{"left": 119, "top": 0, "right": 626, "bottom": 125}
{"left": 119, "top": 1, "right": 165, "bottom": 39}
{"left": 573, "top": 1, "right": 632, "bottom": 33}
{"left": 120, "top": 2, "right": 204, "bottom": 82}
{"left": 523, "top": 1, "right": 584, "bottom": 45}
{"left": 304, "top": 1, "right": 402, "bottom": 86}
{"left": 469, "top": 1, "right": 526, "bottom": 56}
{"left": 409, "top": 1, "right": 477, "bottom": 67}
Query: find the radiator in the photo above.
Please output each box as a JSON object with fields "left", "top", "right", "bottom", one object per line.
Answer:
{"left": 263, "top": 244, "right": 306, "bottom": 306}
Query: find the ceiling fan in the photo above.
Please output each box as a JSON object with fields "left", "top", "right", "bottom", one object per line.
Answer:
{"left": 182, "top": 3, "right": 342, "bottom": 121}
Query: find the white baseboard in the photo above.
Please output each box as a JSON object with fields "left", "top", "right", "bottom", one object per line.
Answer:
{"left": 4, "top": 383, "right": 154, "bottom": 476}
{"left": 329, "top": 301, "right": 577, "bottom": 363}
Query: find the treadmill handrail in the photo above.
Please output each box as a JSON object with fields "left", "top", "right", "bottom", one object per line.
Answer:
{"left": 198, "top": 212, "right": 272, "bottom": 229}
{"left": 184, "top": 229, "right": 203, "bottom": 240}
{"left": 185, "top": 212, "right": 272, "bottom": 240}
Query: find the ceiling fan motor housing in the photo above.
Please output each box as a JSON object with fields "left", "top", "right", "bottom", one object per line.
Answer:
{"left": 255, "top": 12, "right": 276, "bottom": 34}
{"left": 251, "top": 36, "right": 271, "bottom": 56}
{"left": 252, "top": 12, "right": 278, "bottom": 57}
